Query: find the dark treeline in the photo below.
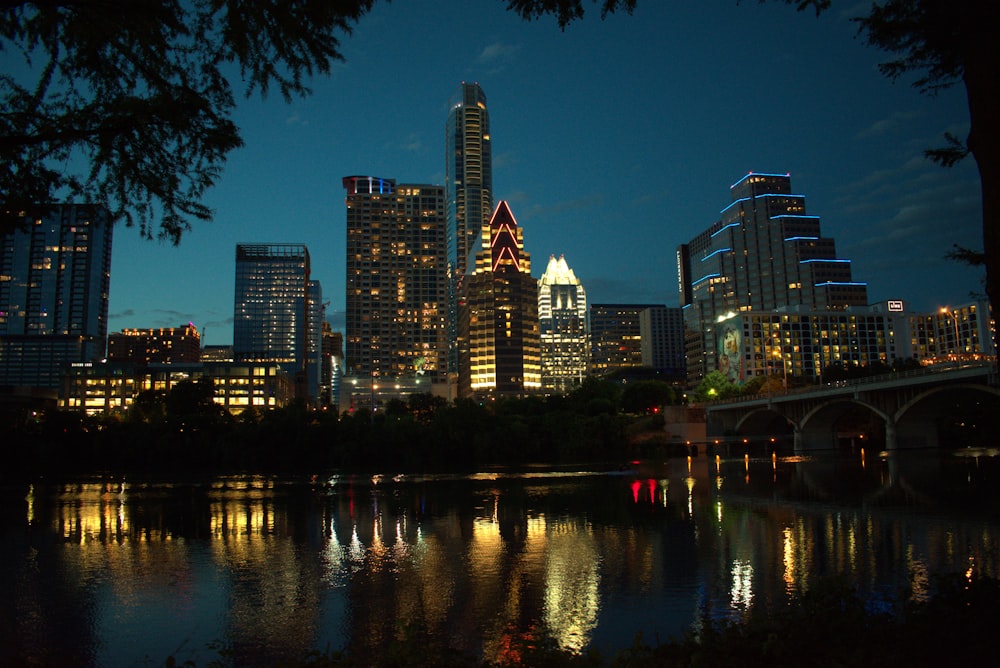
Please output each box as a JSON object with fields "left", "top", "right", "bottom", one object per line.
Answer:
{"left": 4, "top": 377, "right": 683, "bottom": 479}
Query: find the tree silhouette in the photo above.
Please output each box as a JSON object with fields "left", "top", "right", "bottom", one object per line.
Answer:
{"left": 1, "top": 0, "right": 375, "bottom": 240}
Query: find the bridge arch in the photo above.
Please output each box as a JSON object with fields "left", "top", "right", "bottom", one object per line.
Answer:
{"left": 733, "top": 408, "right": 796, "bottom": 442}
{"left": 893, "top": 383, "right": 1000, "bottom": 449}
{"left": 798, "top": 398, "right": 890, "bottom": 451}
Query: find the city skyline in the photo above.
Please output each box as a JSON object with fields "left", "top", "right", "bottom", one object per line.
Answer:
{"left": 103, "top": 1, "right": 983, "bottom": 346}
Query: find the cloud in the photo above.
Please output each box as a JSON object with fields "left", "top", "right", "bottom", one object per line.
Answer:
{"left": 835, "top": 158, "right": 981, "bottom": 272}
{"left": 285, "top": 111, "right": 309, "bottom": 127}
{"left": 492, "top": 150, "right": 518, "bottom": 169}
{"left": 519, "top": 193, "right": 605, "bottom": 220}
{"left": 400, "top": 133, "right": 423, "bottom": 152}
{"left": 475, "top": 41, "right": 522, "bottom": 67}
{"left": 109, "top": 308, "right": 135, "bottom": 319}
{"left": 583, "top": 276, "right": 673, "bottom": 306}
{"left": 326, "top": 309, "right": 346, "bottom": 331}
{"left": 855, "top": 110, "right": 922, "bottom": 140}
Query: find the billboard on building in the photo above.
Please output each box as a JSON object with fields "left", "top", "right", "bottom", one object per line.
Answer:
{"left": 717, "top": 321, "right": 742, "bottom": 382}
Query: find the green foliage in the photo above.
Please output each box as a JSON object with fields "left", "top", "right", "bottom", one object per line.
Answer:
{"left": 620, "top": 380, "right": 675, "bottom": 414}
{"left": 693, "top": 370, "right": 739, "bottom": 402}
{"left": 568, "top": 376, "right": 622, "bottom": 414}
{"left": 7, "top": 386, "right": 657, "bottom": 477}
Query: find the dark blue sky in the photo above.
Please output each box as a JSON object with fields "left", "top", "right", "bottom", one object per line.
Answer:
{"left": 105, "top": 0, "right": 983, "bottom": 345}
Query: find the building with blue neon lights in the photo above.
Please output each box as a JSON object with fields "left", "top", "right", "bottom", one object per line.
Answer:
{"left": 676, "top": 172, "right": 869, "bottom": 384}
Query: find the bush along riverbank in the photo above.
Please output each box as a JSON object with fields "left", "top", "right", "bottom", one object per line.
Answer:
{"left": 5, "top": 378, "right": 695, "bottom": 479}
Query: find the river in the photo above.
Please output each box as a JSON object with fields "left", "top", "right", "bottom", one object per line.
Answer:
{"left": 2, "top": 447, "right": 998, "bottom": 666}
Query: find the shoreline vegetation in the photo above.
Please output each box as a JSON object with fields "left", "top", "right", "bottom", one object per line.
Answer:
{"left": 157, "top": 574, "right": 998, "bottom": 667}
{"left": 4, "top": 371, "right": 992, "bottom": 481}
{"left": 4, "top": 378, "right": 695, "bottom": 480}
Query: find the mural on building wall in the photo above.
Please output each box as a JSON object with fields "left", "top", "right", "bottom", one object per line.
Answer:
{"left": 717, "top": 322, "right": 742, "bottom": 382}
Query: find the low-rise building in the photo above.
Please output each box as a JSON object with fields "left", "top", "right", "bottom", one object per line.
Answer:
{"left": 61, "top": 361, "right": 293, "bottom": 416}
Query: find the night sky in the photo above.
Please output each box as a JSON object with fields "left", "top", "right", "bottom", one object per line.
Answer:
{"left": 104, "top": 0, "right": 983, "bottom": 346}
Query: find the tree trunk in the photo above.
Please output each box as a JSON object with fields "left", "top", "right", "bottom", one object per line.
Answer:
{"left": 962, "top": 6, "right": 1000, "bottom": 361}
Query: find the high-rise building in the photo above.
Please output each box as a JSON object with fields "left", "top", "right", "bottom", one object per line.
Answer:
{"left": 677, "top": 172, "right": 868, "bottom": 383}
{"left": 446, "top": 82, "right": 493, "bottom": 380}
{"left": 306, "top": 278, "right": 325, "bottom": 406}
{"left": 233, "top": 243, "right": 311, "bottom": 397}
{"left": 321, "top": 321, "right": 341, "bottom": 408}
{"left": 0, "top": 204, "right": 112, "bottom": 391}
{"left": 107, "top": 324, "right": 201, "bottom": 365}
{"left": 538, "top": 255, "right": 589, "bottom": 393}
{"left": 590, "top": 304, "right": 683, "bottom": 375}
{"left": 343, "top": 176, "right": 448, "bottom": 384}
{"left": 640, "top": 305, "right": 686, "bottom": 379}
{"left": 459, "top": 201, "right": 540, "bottom": 399}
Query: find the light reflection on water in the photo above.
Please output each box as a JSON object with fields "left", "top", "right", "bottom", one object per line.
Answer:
{"left": 2, "top": 450, "right": 999, "bottom": 666}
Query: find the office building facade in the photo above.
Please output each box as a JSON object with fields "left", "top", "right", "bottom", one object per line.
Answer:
{"left": 446, "top": 82, "right": 493, "bottom": 380}
{"left": 640, "top": 305, "right": 686, "bottom": 379}
{"left": 343, "top": 176, "right": 448, "bottom": 385}
{"left": 538, "top": 255, "right": 589, "bottom": 393}
{"left": 0, "top": 204, "right": 113, "bottom": 390}
{"left": 677, "top": 172, "right": 868, "bottom": 383}
{"left": 590, "top": 304, "right": 661, "bottom": 375}
{"left": 233, "top": 243, "right": 311, "bottom": 397}
{"left": 61, "top": 360, "right": 292, "bottom": 416}
{"left": 459, "top": 201, "right": 540, "bottom": 399}
{"left": 715, "top": 308, "right": 896, "bottom": 384}
{"left": 107, "top": 324, "right": 201, "bottom": 365}
{"left": 896, "top": 299, "right": 994, "bottom": 363}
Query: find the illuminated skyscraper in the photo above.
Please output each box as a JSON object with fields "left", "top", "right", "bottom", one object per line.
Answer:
{"left": 677, "top": 172, "right": 869, "bottom": 382}
{"left": 446, "top": 82, "right": 493, "bottom": 378}
{"left": 233, "top": 243, "right": 311, "bottom": 397}
{"left": 0, "top": 204, "right": 112, "bottom": 391}
{"left": 343, "top": 176, "right": 447, "bottom": 383}
{"left": 538, "top": 255, "right": 588, "bottom": 393}
{"left": 459, "top": 201, "right": 540, "bottom": 399}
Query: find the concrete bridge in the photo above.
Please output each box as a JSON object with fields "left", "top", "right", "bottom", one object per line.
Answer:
{"left": 705, "top": 361, "right": 1000, "bottom": 450}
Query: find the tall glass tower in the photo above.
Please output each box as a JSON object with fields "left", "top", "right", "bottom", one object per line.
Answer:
{"left": 233, "top": 243, "right": 311, "bottom": 395}
{"left": 446, "top": 82, "right": 493, "bottom": 380}
{"left": 0, "top": 204, "right": 113, "bottom": 390}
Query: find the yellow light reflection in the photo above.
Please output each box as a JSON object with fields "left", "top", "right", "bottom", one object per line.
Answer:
{"left": 543, "top": 523, "right": 600, "bottom": 654}
{"left": 730, "top": 559, "right": 754, "bottom": 610}
{"left": 686, "top": 477, "right": 695, "bottom": 517}
{"left": 26, "top": 483, "right": 34, "bottom": 524}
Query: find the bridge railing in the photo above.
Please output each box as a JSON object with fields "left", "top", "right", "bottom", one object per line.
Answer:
{"left": 707, "top": 359, "right": 996, "bottom": 407}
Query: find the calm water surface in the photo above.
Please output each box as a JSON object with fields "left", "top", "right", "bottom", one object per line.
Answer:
{"left": 2, "top": 448, "right": 999, "bottom": 666}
